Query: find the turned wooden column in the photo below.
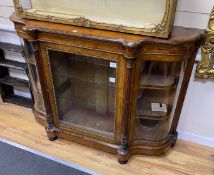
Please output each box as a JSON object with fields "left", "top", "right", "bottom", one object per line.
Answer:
{"left": 117, "top": 45, "right": 137, "bottom": 164}
{"left": 23, "top": 28, "right": 58, "bottom": 141}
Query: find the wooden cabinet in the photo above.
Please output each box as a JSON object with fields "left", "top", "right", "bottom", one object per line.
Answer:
{"left": 11, "top": 14, "right": 203, "bottom": 163}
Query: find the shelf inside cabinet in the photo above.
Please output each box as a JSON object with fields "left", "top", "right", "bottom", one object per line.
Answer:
{"left": 134, "top": 118, "right": 169, "bottom": 141}
{"left": 140, "top": 74, "right": 176, "bottom": 91}
{"left": 136, "top": 89, "right": 173, "bottom": 121}
{"left": 136, "top": 98, "right": 170, "bottom": 121}
{"left": 60, "top": 104, "right": 114, "bottom": 136}
{"left": 54, "top": 74, "right": 116, "bottom": 88}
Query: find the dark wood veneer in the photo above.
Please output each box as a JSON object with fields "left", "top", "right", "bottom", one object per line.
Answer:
{"left": 11, "top": 14, "right": 204, "bottom": 163}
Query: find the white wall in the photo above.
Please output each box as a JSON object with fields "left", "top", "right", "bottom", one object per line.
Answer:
{"left": 175, "top": 0, "right": 214, "bottom": 148}
{"left": 178, "top": 65, "right": 214, "bottom": 147}
{"left": 0, "top": 0, "right": 214, "bottom": 147}
{"left": 175, "top": 0, "right": 213, "bottom": 29}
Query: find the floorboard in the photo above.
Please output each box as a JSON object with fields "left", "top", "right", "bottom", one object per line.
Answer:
{"left": 0, "top": 103, "right": 213, "bottom": 175}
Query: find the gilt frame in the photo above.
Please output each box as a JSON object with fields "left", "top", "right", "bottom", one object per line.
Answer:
{"left": 13, "top": 0, "right": 177, "bottom": 38}
{"left": 196, "top": 7, "right": 214, "bottom": 79}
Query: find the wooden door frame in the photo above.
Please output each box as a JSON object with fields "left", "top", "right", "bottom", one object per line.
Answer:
{"left": 39, "top": 41, "right": 126, "bottom": 144}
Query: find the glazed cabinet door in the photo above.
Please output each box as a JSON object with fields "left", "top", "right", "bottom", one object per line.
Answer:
{"left": 40, "top": 42, "right": 124, "bottom": 141}
{"left": 131, "top": 59, "right": 185, "bottom": 142}
{"left": 20, "top": 39, "right": 47, "bottom": 116}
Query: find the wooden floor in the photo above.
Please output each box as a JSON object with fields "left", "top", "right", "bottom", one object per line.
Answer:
{"left": 0, "top": 103, "right": 213, "bottom": 175}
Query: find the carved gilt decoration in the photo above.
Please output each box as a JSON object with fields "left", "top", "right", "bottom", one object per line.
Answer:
{"left": 196, "top": 7, "right": 214, "bottom": 79}
{"left": 13, "top": 0, "right": 177, "bottom": 38}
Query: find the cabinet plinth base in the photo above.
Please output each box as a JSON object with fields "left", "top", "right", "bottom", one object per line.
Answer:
{"left": 34, "top": 112, "right": 177, "bottom": 161}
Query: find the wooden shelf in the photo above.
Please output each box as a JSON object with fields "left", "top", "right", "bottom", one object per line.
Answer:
{"left": 139, "top": 84, "right": 176, "bottom": 91}
{"left": 61, "top": 105, "right": 114, "bottom": 136}
{"left": 4, "top": 94, "right": 33, "bottom": 108}
{"left": 0, "top": 76, "right": 29, "bottom": 89}
{"left": 136, "top": 98, "right": 170, "bottom": 121}
{"left": 0, "top": 60, "right": 26, "bottom": 71}
{"left": 137, "top": 89, "right": 173, "bottom": 121}
{"left": 54, "top": 74, "right": 116, "bottom": 88}
{"left": 140, "top": 74, "right": 175, "bottom": 91}
{"left": 134, "top": 119, "right": 168, "bottom": 141}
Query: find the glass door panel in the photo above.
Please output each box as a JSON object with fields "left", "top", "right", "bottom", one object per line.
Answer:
{"left": 48, "top": 50, "right": 117, "bottom": 136}
{"left": 134, "top": 61, "right": 184, "bottom": 141}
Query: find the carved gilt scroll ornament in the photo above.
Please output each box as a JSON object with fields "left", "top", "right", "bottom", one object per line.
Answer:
{"left": 13, "top": 0, "right": 177, "bottom": 38}
{"left": 196, "top": 7, "right": 214, "bottom": 79}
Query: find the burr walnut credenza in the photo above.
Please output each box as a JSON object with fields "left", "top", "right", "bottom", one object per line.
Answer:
{"left": 11, "top": 14, "right": 203, "bottom": 163}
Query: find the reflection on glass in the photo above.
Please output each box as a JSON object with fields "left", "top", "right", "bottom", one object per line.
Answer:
{"left": 21, "top": 39, "right": 46, "bottom": 113}
{"left": 49, "top": 50, "right": 116, "bottom": 136}
{"left": 19, "top": 0, "right": 166, "bottom": 29}
{"left": 134, "top": 61, "right": 184, "bottom": 141}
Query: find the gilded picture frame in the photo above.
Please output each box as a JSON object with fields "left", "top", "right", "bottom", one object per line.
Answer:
{"left": 13, "top": 0, "right": 177, "bottom": 38}
{"left": 195, "top": 7, "right": 214, "bottom": 79}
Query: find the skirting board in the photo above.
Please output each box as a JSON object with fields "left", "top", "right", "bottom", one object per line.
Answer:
{"left": 178, "top": 131, "right": 214, "bottom": 148}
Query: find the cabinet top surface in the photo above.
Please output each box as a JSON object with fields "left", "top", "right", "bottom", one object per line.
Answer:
{"left": 11, "top": 14, "right": 204, "bottom": 47}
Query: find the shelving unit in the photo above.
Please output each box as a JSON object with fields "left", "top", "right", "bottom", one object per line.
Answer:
{"left": 0, "top": 59, "right": 26, "bottom": 70}
{"left": 0, "top": 42, "right": 33, "bottom": 108}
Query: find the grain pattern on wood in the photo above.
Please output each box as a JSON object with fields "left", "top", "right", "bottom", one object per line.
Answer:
{"left": 0, "top": 103, "right": 213, "bottom": 175}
